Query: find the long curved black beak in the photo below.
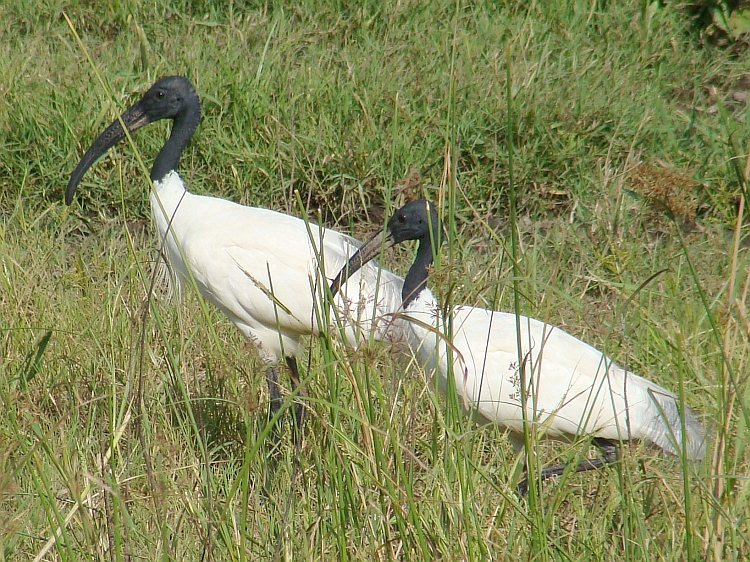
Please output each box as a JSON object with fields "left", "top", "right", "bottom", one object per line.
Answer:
{"left": 330, "top": 228, "right": 395, "bottom": 298}
{"left": 65, "top": 98, "right": 152, "bottom": 205}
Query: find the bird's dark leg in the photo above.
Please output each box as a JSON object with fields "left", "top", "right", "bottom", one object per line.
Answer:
{"left": 266, "top": 365, "right": 285, "bottom": 443}
{"left": 285, "top": 356, "right": 306, "bottom": 444}
{"left": 265, "top": 358, "right": 306, "bottom": 447}
{"left": 517, "top": 438, "right": 619, "bottom": 495}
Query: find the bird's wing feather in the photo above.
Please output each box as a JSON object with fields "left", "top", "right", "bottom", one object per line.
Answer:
{"left": 442, "top": 307, "right": 678, "bottom": 442}
{"left": 159, "top": 191, "right": 405, "bottom": 355}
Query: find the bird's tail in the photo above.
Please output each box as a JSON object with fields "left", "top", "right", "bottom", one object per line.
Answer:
{"left": 646, "top": 389, "right": 706, "bottom": 462}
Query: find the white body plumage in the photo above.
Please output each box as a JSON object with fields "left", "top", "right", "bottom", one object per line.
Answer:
{"left": 151, "top": 171, "right": 404, "bottom": 365}
{"left": 402, "top": 291, "right": 704, "bottom": 459}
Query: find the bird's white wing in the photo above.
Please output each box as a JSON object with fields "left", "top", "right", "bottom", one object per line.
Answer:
{"left": 434, "top": 307, "right": 679, "bottom": 444}
{"left": 159, "top": 191, "right": 405, "bottom": 357}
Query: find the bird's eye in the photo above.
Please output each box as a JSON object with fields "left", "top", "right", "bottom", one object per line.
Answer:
{"left": 157, "top": 90, "right": 165, "bottom": 98}
{"left": 398, "top": 214, "right": 407, "bottom": 223}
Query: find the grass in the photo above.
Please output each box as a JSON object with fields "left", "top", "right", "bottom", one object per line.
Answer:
{"left": 1, "top": 0, "right": 749, "bottom": 559}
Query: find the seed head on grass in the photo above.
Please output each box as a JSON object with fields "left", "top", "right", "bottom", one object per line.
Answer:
{"left": 628, "top": 160, "right": 699, "bottom": 223}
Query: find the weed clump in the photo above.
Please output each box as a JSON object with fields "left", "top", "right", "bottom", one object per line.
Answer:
{"left": 629, "top": 160, "right": 699, "bottom": 222}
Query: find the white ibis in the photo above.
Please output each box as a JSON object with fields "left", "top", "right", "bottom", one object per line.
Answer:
{"left": 66, "top": 76, "right": 405, "bottom": 436}
{"left": 331, "top": 199, "right": 705, "bottom": 492}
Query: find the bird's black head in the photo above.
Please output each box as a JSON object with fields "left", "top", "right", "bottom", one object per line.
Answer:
{"left": 65, "top": 75, "right": 201, "bottom": 205}
{"left": 329, "top": 199, "right": 443, "bottom": 300}
{"left": 387, "top": 199, "right": 442, "bottom": 246}
{"left": 135, "top": 76, "right": 198, "bottom": 123}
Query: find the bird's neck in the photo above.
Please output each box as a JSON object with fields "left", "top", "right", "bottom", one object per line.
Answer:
{"left": 403, "top": 236, "right": 435, "bottom": 309}
{"left": 150, "top": 170, "right": 188, "bottom": 229}
{"left": 151, "top": 104, "right": 200, "bottom": 183}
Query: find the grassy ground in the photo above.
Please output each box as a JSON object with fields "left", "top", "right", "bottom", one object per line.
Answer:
{"left": 1, "top": 0, "right": 749, "bottom": 560}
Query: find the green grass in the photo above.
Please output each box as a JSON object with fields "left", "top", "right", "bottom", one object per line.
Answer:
{"left": 1, "top": 0, "right": 749, "bottom": 559}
